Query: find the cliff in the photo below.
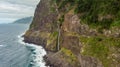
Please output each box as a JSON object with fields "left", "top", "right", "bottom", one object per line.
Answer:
{"left": 24, "top": 0, "right": 120, "bottom": 67}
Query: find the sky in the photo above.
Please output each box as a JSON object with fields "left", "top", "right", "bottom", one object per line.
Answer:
{"left": 0, "top": 0, "right": 40, "bottom": 24}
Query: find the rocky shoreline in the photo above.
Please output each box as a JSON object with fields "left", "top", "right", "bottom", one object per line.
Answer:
{"left": 23, "top": 34, "right": 103, "bottom": 67}
{"left": 23, "top": 36, "right": 62, "bottom": 67}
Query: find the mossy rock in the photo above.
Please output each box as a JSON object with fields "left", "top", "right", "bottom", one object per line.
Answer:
{"left": 80, "top": 36, "right": 120, "bottom": 67}
{"left": 59, "top": 47, "right": 80, "bottom": 66}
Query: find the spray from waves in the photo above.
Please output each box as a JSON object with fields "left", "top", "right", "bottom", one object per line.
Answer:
{"left": 18, "top": 33, "right": 47, "bottom": 67}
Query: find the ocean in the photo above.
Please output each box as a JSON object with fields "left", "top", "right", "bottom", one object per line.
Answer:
{"left": 0, "top": 24, "right": 46, "bottom": 67}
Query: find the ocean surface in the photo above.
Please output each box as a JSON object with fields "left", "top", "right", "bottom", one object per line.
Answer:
{"left": 0, "top": 24, "right": 46, "bottom": 67}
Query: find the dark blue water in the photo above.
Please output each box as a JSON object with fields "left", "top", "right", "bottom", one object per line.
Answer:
{"left": 0, "top": 24, "right": 46, "bottom": 67}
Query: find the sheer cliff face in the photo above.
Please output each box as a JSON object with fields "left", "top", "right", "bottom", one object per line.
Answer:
{"left": 24, "top": 0, "right": 120, "bottom": 67}
{"left": 24, "top": 0, "right": 57, "bottom": 46}
{"left": 30, "top": 0, "right": 57, "bottom": 31}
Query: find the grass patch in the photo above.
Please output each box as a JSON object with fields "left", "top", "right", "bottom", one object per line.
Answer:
{"left": 46, "top": 31, "right": 58, "bottom": 51}
{"left": 80, "top": 36, "right": 120, "bottom": 67}
{"left": 60, "top": 47, "right": 78, "bottom": 64}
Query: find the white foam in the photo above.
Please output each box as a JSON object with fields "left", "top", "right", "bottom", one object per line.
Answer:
{"left": 17, "top": 33, "right": 26, "bottom": 45}
{"left": 18, "top": 33, "right": 47, "bottom": 67}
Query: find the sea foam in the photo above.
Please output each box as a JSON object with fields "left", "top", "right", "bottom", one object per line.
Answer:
{"left": 18, "top": 33, "right": 47, "bottom": 67}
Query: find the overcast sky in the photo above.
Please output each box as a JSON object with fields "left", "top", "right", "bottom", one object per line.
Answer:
{"left": 0, "top": 0, "right": 40, "bottom": 24}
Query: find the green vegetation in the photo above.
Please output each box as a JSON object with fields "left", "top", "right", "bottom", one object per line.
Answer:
{"left": 60, "top": 47, "right": 78, "bottom": 64}
{"left": 80, "top": 36, "right": 120, "bottom": 67}
{"left": 54, "top": 0, "right": 74, "bottom": 9}
{"left": 50, "top": 1, "right": 120, "bottom": 66}
{"left": 54, "top": 0, "right": 120, "bottom": 29}
{"left": 27, "top": 0, "right": 120, "bottom": 66}
{"left": 47, "top": 31, "right": 58, "bottom": 51}
{"left": 50, "top": 31, "right": 58, "bottom": 37}
{"left": 53, "top": 0, "right": 75, "bottom": 13}
{"left": 74, "top": 0, "right": 120, "bottom": 29}
{"left": 58, "top": 14, "right": 64, "bottom": 24}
